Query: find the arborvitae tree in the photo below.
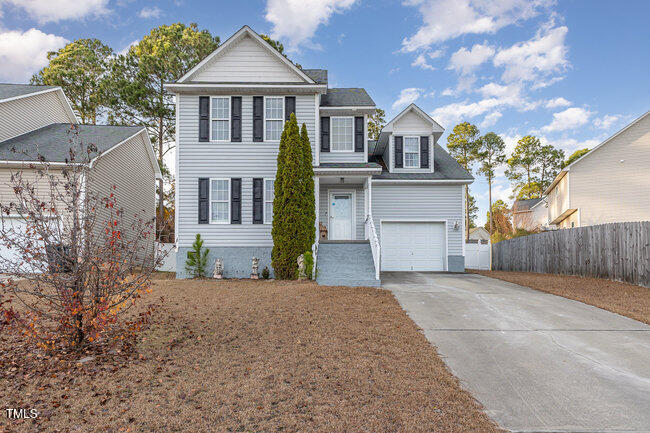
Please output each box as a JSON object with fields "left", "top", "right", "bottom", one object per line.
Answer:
{"left": 271, "top": 114, "right": 315, "bottom": 279}
{"left": 300, "top": 123, "right": 316, "bottom": 247}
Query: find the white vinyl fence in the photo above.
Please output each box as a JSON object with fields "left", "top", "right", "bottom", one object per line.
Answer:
{"left": 156, "top": 242, "right": 176, "bottom": 272}
{"left": 465, "top": 240, "right": 491, "bottom": 270}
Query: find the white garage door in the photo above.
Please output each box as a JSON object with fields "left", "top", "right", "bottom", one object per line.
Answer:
{"left": 381, "top": 222, "right": 446, "bottom": 271}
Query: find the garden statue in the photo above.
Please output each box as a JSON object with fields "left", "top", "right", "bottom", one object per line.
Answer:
{"left": 297, "top": 254, "right": 306, "bottom": 280}
{"left": 213, "top": 258, "right": 223, "bottom": 279}
{"left": 251, "top": 257, "right": 259, "bottom": 279}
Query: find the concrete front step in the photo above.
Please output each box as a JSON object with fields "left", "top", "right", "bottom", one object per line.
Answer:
{"left": 316, "top": 241, "right": 380, "bottom": 287}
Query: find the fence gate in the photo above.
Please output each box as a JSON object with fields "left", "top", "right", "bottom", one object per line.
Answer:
{"left": 465, "top": 240, "right": 491, "bottom": 270}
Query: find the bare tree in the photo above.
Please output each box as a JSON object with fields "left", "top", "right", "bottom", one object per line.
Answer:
{"left": 0, "top": 127, "right": 167, "bottom": 350}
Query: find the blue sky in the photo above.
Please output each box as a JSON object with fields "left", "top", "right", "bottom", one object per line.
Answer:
{"left": 1, "top": 0, "right": 648, "bottom": 225}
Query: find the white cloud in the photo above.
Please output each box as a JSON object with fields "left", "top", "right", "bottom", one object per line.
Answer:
{"left": 0, "top": 28, "right": 67, "bottom": 81}
{"left": 138, "top": 6, "right": 161, "bottom": 18}
{"left": 448, "top": 43, "right": 494, "bottom": 75}
{"left": 412, "top": 53, "right": 435, "bottom": 70}
{"left": 118, "top": 39, "right": 139, "bottom": 56}
{"left": 480, "top": 111, "right": 502, "bottom": 128}
{"left": 493, "top": 24, "right": 569, "bottom": 83}
{"left": 594, "top": 114, "right": 620, "bottom": 130}
{"left": 542, "top": 107, "right": 592, "bottom": 132}
{"left": 392, "top": 87, "right": 422, "bottom": 110}
{"left": 441, "top": 88, "right": 455, "bottom": 96}
{"left": 401, "top": 0, "right": 551, "bottom": 52}
{"left": 265, "top": 0, "right": 356, "bottom": 51}
{"left": 544, "top": 97, "right": 571, "bottom": 109}
{"left": 0, "top": 0, "right": 110, "bottom": 23}
{"left": 430, "top": 97, "right": 502, "bottom": 127}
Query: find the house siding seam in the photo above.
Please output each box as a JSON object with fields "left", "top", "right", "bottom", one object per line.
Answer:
{"left": 0, "top": 91, "right": 72, "bottom": 142}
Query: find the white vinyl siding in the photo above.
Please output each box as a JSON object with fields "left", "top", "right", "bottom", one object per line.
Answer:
{"left": 211, "top": 97, "right": 229, "bottom": 141}
{"left": 331, "top": 117, "right": 353, "bottom": 151}
{"left": 265, "top": 97, "right": 283, "bottom": 141}
{"left": 404, "top": 137, "right": 420, "bottom": 168}
{"left": 210, "top": 179, "right": 230, "bottom": 223}
{"left": 372, "top": 184, "right": 464, "bottom": 257}
{"left": 264, "top": 178, "right": 274, "bottom": 224}
{"left": 175, "top": 93, "right": 317, "bottom": 247}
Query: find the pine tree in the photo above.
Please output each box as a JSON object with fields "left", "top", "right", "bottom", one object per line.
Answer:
{"left": 185, "top": 234, "right": 209, "bottom": 278}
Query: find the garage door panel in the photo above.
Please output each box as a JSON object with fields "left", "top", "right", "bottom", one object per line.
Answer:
{"left": 381, "top": 222, "right": 446, "bottom": 272}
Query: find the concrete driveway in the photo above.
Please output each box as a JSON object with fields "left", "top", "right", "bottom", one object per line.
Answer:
{"left": 382, "top": 272, "right": 650, "bottom": 433}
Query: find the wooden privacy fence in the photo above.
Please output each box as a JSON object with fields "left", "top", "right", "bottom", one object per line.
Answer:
{"left": 492, "top": 221, "right": 650, "bottom": 287}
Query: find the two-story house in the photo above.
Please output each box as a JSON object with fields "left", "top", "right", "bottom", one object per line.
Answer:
{"left": 168, "top": 26, "right": 473, "bottom": 286}
{"left": 544, "top": 110, "right": 650, "bottom": 229}
{"left": 0, "top": 83, "right": 161, "bottom": 265}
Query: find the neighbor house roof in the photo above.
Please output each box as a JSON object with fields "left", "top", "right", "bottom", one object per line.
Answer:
{"left": 302, "top": 69, "right": 328, "bottom": 84}
{"left": 372, "top": 144, "right": 474, "bottom": 182}
{"left": 0, "top": 83, "right": 57, "bottom": 101}
{"left": 0, "top": 123, "right": 145, "bottom": 162}
{"left": 320, "top": 88, "right": 375, "bottom": 107}
{"left": 512, "top": 198, "right": 542, "bottom": 213}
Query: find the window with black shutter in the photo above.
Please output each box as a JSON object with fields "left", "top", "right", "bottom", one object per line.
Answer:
{"left": 253, "top": 178, "right": 263, "bottom": 224}
{"left": 253, "top": 96, "right": 263, "bottom": 142}
{"left": 394, "top": 136, "right": 403, "bottom": 168}
{"left": 198, "top": 178, "right": 209, "bottom": 223}
{"left": 321, "top": 117, "right": 330, "bottom": 152}
{"left": 231, "top": 97, "right": 242, "bottom": 142}
{"left": 198, "top": 97, "right": 209, "bottom": 142}
{"left": 420, "top": 136, "right": 430, "bottom": 168}
{"left": 354, "top": 116, "right": 364, "bottom": 152}
{"left": 231, "top": 178, "right": 241, "bottom": 224}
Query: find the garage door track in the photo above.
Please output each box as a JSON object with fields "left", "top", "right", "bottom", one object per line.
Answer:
{"left": 383, "top": 272, "right": 650, "bottom": 433}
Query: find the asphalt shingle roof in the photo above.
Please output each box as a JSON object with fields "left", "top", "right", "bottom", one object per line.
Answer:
{"left": 317, "top": 162, "right": 382, "bottom": 169}
{"left": 372, "top": 144, "right": 474, "bottom": 181}
{"left": 512, "top": 198, "right": 542, "bottom": 211}
{"left": 0, "top": 123, "right": 144, "bottom": 162}
{"left": 0, "top": 83, "right": 57, "bottom": 101}
{"left": 320, "top": 88, "right": 375, "bottom": 107}
{"left": 302, "top": 69, "right": 328, "bottom": 84}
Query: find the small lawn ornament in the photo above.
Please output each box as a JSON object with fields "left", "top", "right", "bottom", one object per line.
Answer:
{"left": 213, "top": 258, "right": 223, "bottom": 279}
{"left": 297, "top": 254, "right": 306, "bottom": 281}
{"left": 251, "top": 257, "right": 259, "bottom": 279}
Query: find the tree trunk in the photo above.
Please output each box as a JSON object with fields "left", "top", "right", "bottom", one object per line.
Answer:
{"left": 465, "top": 186, "right": 470, "bottom": 242}
{"left": 488, "top": 174, "right": 493, "bottom": 234}
{"left": 158, "top": 115, "right": 164, "bottom": 240}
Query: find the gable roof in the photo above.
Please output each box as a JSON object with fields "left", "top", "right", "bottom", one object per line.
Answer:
{"left": 177, "top": 25, "right": 316, "bottom": 84}
{"left": 383, "top": 103, "right": 444, "bottom": 133}
{"left": 0, "top": 123, "right": 161, "bottom": 178}
{"left": 303, "top": 69, "right": 328, "bottom": 84}
{"left": 0, "top": 83, "right": 57, "bottom": 101}
{"left": 512, "top": 198, "right": 542, "bottom": 212}
{"left": 320, "top": 88, "right": 375, "bottom": 107}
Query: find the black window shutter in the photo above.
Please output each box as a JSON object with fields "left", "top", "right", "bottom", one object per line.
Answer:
{"left": 198, "top": 178, "right": 209, "bottom": 223}
{"left": 394, "top": 136, "right": 404, "bottom": 168}
{"left": 253, "top": 96, "right": 263, "bottom": 142}
{"left": 420, "top": 136, "right": 430, "bottom": 168}
{"left": 231, "top": 178, "right": 241, "bottom": 224}
{"left": 354, "top": 116, "right": 364, "bottom": 152}
{"left": 253, "top": 178, "right": 263, "bottom": 224}
{"left": 231, "top": 97, "right": 242, "bottom": 142}
{"left": 285, "top": 96, "right": 296, "bottom": 121}
{"left": 321, "top": 117, "right": 330, "bottom": 152}
{"left": 199, "top": 96, "right": 209, "bottom": 142}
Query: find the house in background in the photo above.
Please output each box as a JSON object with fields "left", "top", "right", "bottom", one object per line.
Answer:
{"left": 544, "top": 111, "right": 650, "bottom": 229}
{"left": 167, "top": 25, "right": 472, "bottom": 286}
{"left": 511, "top": 198, "right": 546, "bottom": 231}
{"left": 0, "top": 83, "right": 161, "bottom": 264}
{"left": 469, "top": 227, "right": 490, "bottom": 242}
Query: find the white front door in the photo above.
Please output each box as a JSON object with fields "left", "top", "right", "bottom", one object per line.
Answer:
{"left": 329, "top": 193, "right": 353, "bottom": 240}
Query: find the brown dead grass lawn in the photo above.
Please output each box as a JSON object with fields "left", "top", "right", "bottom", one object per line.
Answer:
{"left": 1, "top": 279, "right": 501, "bottom": 433}
{"left": 472, "top": 270, "right": 649, "bottom": 324}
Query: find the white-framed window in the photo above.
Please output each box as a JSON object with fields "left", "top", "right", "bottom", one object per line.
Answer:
{"left": 210, "top": 179, "right": 230, "bottom": 224}
{"left": 264, "top": 178, "right": 275, "bottom": 224}
{"left": 265, "top": 96, "right": 284, "bottom": 141}
{"left": 403, "top": 136, "right": 420, "bottom": 168}
{"left": 331, "top": 117, "right": 354, "bottom": 151}
{"left": 211, "top": 97, "right": 230, "bottom": 141}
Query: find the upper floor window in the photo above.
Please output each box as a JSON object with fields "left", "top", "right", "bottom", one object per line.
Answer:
{"left": 265, "top": 97, "right": 284, "bottom": 141}
{"left": 264, "top": 179, "right": 275, "bottom": 223}
{"left": 404, "top": 137, "right": 420, "bottom": 168}
{"left": 211, "top": 97, "right": 229, "bottom": 141}
{"left": 331, "top": 117, "right": 353, "bottom": 151}
{"left": 210, "top": 179, "right": 230, "bottom": 223}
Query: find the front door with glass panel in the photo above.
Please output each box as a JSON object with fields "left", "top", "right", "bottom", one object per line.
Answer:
{"left": 329, "top": 193, "right": 353, "bottom": 240}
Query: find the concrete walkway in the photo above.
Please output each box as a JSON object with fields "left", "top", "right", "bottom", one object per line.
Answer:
{"left": 382, "top": 272, "right": 650, "bottom": 433}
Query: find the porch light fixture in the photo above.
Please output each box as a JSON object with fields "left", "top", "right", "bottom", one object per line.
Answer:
{"left": 453, "top": 220, "right": 460, "bottom": 231}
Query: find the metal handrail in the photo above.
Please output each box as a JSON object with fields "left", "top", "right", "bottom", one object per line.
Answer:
{"left": 365, "top": 214, "right": 381, "bottom": 280}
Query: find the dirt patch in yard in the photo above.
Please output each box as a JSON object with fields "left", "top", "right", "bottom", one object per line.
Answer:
{"left": 1, "top": 279, "right": 501, "bottom": 432}
{"left": 472, "top": 270, "right": 649, "bottom": 324}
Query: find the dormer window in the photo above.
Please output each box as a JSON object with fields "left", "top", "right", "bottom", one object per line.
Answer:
{"left": 331, "top": 117, "right": 354, "bottom": 152}
{"left": 211, "top": 97, "right": 230, "bottom": 141}
{"left": 404, "top": 137, "right": 420, "bottom": 168}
